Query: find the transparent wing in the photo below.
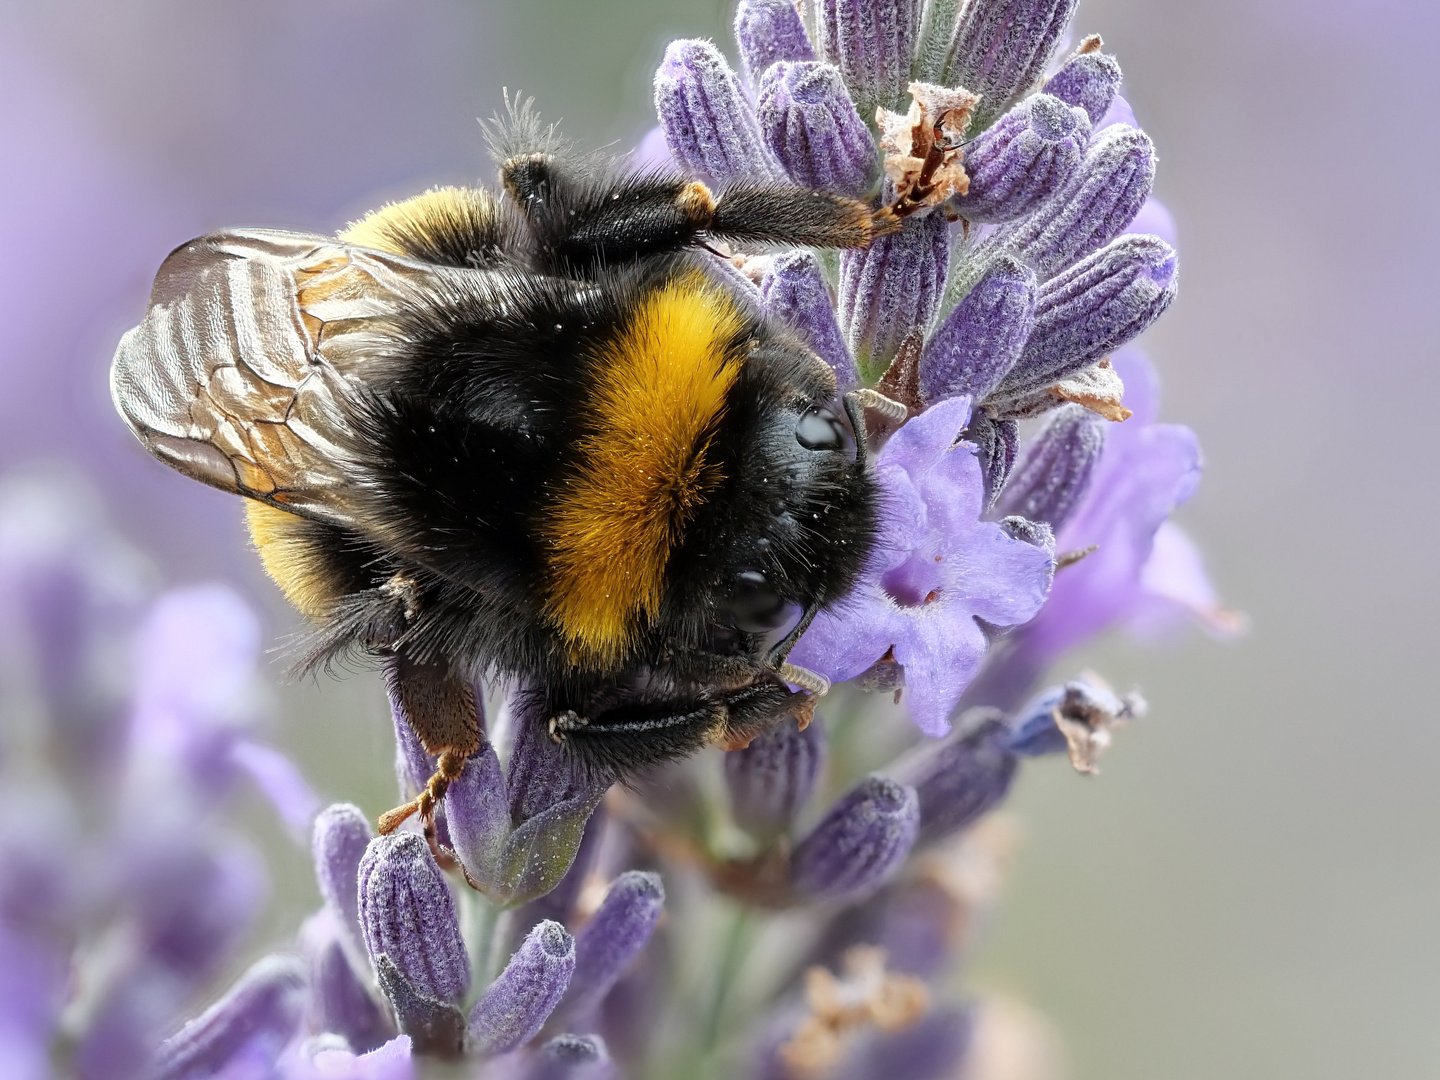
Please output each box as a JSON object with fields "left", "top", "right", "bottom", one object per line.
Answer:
{"left": 110, "top": 228, "right": 440, "bottom": 527}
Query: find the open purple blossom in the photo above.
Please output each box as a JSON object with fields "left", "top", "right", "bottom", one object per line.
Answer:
{"left": 789, "top": 397, "right": 1055, "bottom": 735}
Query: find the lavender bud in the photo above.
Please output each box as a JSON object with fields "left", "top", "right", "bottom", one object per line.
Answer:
{"left": 468, "top": 920, "right": 577, "bottom": 1054}
{"left": 152, "top": 956, "right": 306, "bottom": 1080}
{"left": 444, "top": 742, "right": 510, "bottom": 892}
{"left": 655, "top": 39, "right": 780, "bottom": 185}
{"left": 945, "top": 0, "right": 1080, "bottom": 129}
{"left": 375, "top": 954, "right": 467, "bottom": 1058}
{"left": 761, "top": 251, "right": 858, "bottom": 391}
{"left": 990, "top": 124, "right": 1156, "bottom": 280}
{"left": 735, "top": 0, "right": 816, "bottom": 85}
{"left": 952, "top": 94, "right": 1089, "bottom": 223}
{"left": 560, "top": 872, "right": 665, "bottom": 1020}
{"left": 818, "top": 0, "right": 923, "bottom": 116}
{"left": 530, "top": 1034, "right": 614, "bottom": 1080}
{"left": 758, "top": 61, "right": 877, "bottom": 197}
{"left": 1044, "top": 49, "right": 1124, "bottom": 125}
{"left": 792, "top": 775, "right": 920, "bottom": 902}
{"left": 358, "top": 833, "right": 470, "bottom": 1004}
{"left": 1006, "top": 678, "right": 1144, "bottom": 768}
{"left": 898, "top": 718, "right": 1017, "bottom": 845}
{"left": 993, "top": 233, "right": 1176, "bottom": 402}
{"left": 312, "top": 803, "right": 372, "bottom": 954}
{"left": 961, "top": 411, "right": 1020, "bottom": 510}
{"left": 993, "top": 404, "right": 1107, "bottom": 530}
{"left": 724, "top": 715, "right": 826, "bottom": 839}
{"left": 839, "top": 209, "right": 950, "bottom": 379}
{"left": 390, "top": 684, "right": 453, "bottom": 850}
{"left": 301, "top": 911, "right": 393, "bottom": 1055}
{"left": 920, "top": 255, "right": 1036, "bottom": 404}
{"left": 512, "top": 811, "right": 606, "bottom": 940}
{"left": 497, "top": 706, "right": 609, "bottom": 905}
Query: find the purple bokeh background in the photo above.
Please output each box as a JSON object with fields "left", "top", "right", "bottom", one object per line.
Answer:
{"left": 1, "top": 0, "right": 1436, "bottom": 1077}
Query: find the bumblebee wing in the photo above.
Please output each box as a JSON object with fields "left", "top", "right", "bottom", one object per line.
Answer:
{"left": 110, "top": 228, "right": 436, "bottom": 528}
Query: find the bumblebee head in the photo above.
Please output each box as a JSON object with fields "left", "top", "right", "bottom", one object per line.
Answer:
{"left": 658, "top": 325, "right": 880, "bottom": 669}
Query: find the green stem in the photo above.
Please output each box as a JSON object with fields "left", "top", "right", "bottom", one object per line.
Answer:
{"left": 702, "top": 905, "right": 754, "bottom": 1056}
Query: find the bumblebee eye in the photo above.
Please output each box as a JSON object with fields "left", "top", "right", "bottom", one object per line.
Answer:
{"left": 795, "top": 406, "right": 850, "bottom": 452}
{"left": 720, "top": 569, "right": 797, "bottom": 633}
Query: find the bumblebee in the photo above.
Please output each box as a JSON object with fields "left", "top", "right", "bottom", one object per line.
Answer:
{"left": 111, "top": 116, "right": 901, "bottom": 838}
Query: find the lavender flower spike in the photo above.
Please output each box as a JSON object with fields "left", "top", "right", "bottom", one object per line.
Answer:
{"left": 792, "top": 775, "right": 920, "bottom": 902}
{"left": 987, "top": 123, "right": 1156, "bottom": 281}
{"left": 735, "top": 0, "right": 816, "bottom": 85}
{"left": 1044, "top": 47, "right": 1124, "bottom": 125}
{"left": 897, "top": 718, "right": 1019, "bottom": 845}
{"left": 761, "top": 251, "right": 859, "bottom": 390}
{"left": 358, "top": 833, "right": 470, "bottom": 1004}
{"left": 951, "top": 94, "right": 1090, "bottom": 224}
{"left": 945, "top": 0, "right": 1080, "bottom": 129}
{"left": 993, "top": 404, "right": 1108, "bottom": 530}
{"left": 152, "top": 955, "right": 307, "bottom": 1080}
{"left": 655, "top": 39, "right": 780, "bottom": 186}
{"left": 839, "top": 209, "right": 950, "bottom": 379}
{"left": 817, "top": 0, "right": 923, "bottom": 116}
{"left": 920, "top": 254, "right": 1037, "bottom": 404}
{"left": 724, "top": 714, "right": 826, "bottom": 840}
{"left": 758, "top": 61, "right": 877, "bottom": 197}
{"left": 992, "top": 233, "right": 1177, "bottom": 406}
{"left": 560, "top": 872, "right": 665, "bottom": 1021}
{"left": 468, "top": 920, "right": 577, "bottom": 1055}
{"left": 313, "top": 803, "right": 373, "bottom": 954}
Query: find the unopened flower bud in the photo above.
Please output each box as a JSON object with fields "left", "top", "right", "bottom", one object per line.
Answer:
{"left": 961, "top": 411, "right": 1020, "bottom": 510}
{"left": 817, "top": 0, "right": 923, "bottom": 116}
{"left": 724, "top": 715, "right": 826, "bottom": 840}
{"left": 468, "top": 920, "right": 577, "bottom": 1055}
{"left": 1044, "top": 49, "right": 1124, "bottom": 125}
{"left": 987, "top": 124, "right": 1156, "bottom": 280}
{"left": 792, "top": 775, "right": 920, "bottom": 901}
{"left": 655, "top": 39, "right": 781, "bottom": 185}
{"left": 898, "top": 718, "right": 1017, "bottom": 845}
{"left": 735, "top": 0, "right": 816, "bottom": 85}
{"left": 495, "top": 705, "right": 609, "bottom": 905}
{"left": 559, "top": 872, "right": 665, "bottom": 1021}
{"left": 993, "top": 233, "right": 1176, "bottom": 404}
{"left": 301, "top": 910, "right": 393, "bottom": 1055}
{"left": 761, "top": 252, "right": 858, "bottom": 391}
{"left": 312, "top": 803, "right": 372, "bottom": 954}
{"left": 993, "top": 404, "right": 1108, "bottom": 530}
{"left": 758, "top": 61, "right": 877, "bottom": 197}
{"left": 443, "top": 742, "right": 510, "bottom": 892}
{"left": 951, "top": 94, "right": 1089, "bottom": 223}
{"left": 839, "top": 209, "right": 950, "bottom": 379}
{"left": 529, "top": 1034, "right": 614, "bottom": 1080}
{"left": 1006, "top": 677, "right": 1145, "bottom": 772}
{"left": 921, "top": 255, "right": 1036, "bottom": 404}
{"left": 358, "top": 833, "right": 470, "bottom": 1004}
{"left": 152, "top": 956, "right": 306, "bottom": 1080}
{"left": 945, "top": 0, "right": 1080, "bottom": 129}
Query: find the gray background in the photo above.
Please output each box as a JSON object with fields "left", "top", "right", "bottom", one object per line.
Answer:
{"left": 2, "top": 0, "right": 1435, "bottom": 1075}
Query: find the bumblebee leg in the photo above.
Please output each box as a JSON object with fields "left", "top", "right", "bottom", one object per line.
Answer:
{"left": 500, "top": 154, "right": 888, "bottom": 270}
{"left": 377, "top": 652, "right": 483, "bottom": 854}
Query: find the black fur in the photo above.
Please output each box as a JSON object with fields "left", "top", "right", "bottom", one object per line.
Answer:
{"left": 295, "top": 142, "right": 882, "bottom": 782}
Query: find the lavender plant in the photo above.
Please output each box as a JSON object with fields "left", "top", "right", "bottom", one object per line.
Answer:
{"left": 6, "top": 2, "right": 1239, "bottom": 1077}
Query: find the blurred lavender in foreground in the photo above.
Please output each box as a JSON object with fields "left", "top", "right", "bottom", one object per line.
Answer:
{"left": 12, "top": 1, "right": 1241, "bottom": 1077}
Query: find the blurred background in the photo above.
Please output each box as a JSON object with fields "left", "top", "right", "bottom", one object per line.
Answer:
{"left": 2, "top": 0, "right": 1436, "bottom": 1076}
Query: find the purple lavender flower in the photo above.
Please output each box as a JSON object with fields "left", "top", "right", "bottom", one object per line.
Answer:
{"left": 761, "top": 251, "right": 860, "bottom": 390}
{"left": 655, "top": 39, "right": 781, "bottom": 185}
{"left": 792, "top": 775, "right": 920, "bottom": 901}
{"left": 788, "top": 397, "right": 1055, "bottom": 735}
{"left": 735, "top": 0, "right": 817, "bottom": 85}
{"left": 758, "top": 61, "right": 878, "bottom": 197}
{"left": 725, "top": 715, "right": 828, "bottom": 840}
{"left": 951, "top": 93, "right": 1090, "bottom": 223}
{"left": 468, "top": 920, "right": 576, "bottom": 1054}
